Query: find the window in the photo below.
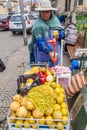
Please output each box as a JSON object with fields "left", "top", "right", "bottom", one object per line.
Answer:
{"left": 65, "top": 0, "right": 71, "bottom": 11}
{"left": 28, "top": 15, "right": 34, "bottom": 20}
{"left": 78, "top": 0, "right": 83, "bottom": 5}
{"left": 10, "top": 16, "right": 22, "bottom": 21}
{"left": 10, "top": 15, "right": 27, "bottom": 22}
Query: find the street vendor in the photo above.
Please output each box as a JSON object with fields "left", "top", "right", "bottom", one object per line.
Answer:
{"left": 28, "top": 0, "right": 64, "bottom": 67}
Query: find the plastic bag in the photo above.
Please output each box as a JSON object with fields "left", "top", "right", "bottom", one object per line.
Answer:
{"left": 64, "top": 71, "right": 87, "bottom": 98}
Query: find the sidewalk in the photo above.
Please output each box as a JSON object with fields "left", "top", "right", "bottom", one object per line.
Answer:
{"left": 0, "top": 46, "right": 29, "bottom": 100}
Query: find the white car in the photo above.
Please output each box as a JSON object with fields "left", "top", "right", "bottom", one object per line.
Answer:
{"left": 9, "top": 13, "right": 35, "bottom": 34}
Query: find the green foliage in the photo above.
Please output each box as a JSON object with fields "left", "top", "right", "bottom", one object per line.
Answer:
{"left": 76, "top": 14, "right": 87, "bottom": 31}
{"left": 31, "top": 4, "right": 36, "bottom": 11}
{"left": 51, "top": 0, "right": 56, "bottom": 7}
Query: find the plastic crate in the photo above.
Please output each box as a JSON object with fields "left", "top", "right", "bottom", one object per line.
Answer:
{"left": 7, "top": 112, "right": 71, "bottom": 130}
{"left": 8, "top": 63, "right": 71, "bottom": 130}
{"left": 27, "top": 63, "right": 47, "bottom": 70}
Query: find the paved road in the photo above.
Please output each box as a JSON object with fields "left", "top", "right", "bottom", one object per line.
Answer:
{"left": 0, "top": 30, "right": 30, "bottom": 130}
{"left": 0, "top": 30, "right": 30, "bottom": 97}
{"left": 0, "top": 30, "right": 30, "bottom": 64}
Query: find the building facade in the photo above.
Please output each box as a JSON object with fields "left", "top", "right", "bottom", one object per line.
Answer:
{"left": 0, "top": 0, "right": 87, "bottom": 14}
{"left": 0, "top": 0, "right": 40, "bottom": 14}
{"left": 57, "top": 0, "right": 87, "bottom": 14}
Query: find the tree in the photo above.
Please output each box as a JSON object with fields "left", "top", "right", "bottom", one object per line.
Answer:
{"left": 50, "top": 0, "right": 56, "bottom": 8}
{"left": 31, "top": 3, "right": 36, "bottom": 11}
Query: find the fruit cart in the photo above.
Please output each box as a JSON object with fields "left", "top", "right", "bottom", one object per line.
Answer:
{"left": 7, "top": 63, "right": 71, "bottom": 130}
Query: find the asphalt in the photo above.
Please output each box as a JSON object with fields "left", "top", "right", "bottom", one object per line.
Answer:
{"left": 0, "top": 45, "right": 87, "bottom": 130}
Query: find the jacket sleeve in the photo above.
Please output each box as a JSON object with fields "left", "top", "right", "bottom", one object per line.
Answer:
{"left": 35, "top": 37, "right": 52, "bottom": 54}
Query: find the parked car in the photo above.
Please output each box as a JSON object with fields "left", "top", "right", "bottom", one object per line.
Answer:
{"left": 8, "top": 11, "right": 18, "bottom": 16}
{"left": 31, "top": 11, "right": 39, "bottom": 19}
{"left": 9, "top": 13, "right": 35, "bottom": 34}
{"left": 0, "top": 14, "right": 11, "bottom": 30}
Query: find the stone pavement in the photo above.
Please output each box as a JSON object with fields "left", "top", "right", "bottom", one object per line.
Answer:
{"left": 0, "top": 46, "right": 29, "bottom": 130}
{"left": 0, "top": 45, "right": 87, "bottom": 130}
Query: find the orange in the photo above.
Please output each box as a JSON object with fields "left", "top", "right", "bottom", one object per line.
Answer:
{"left": 61, "top": 108, "right": 68, "bottom": 116}
{"left": 54, "top": 87, "right": 60, "bottom": 94}
{"left": 57, "top": 96, "right": 64, "bottom": 104}
{"left": 59, "top": 93, "right": 65, "bottom": 99}
{"left": 56, "top": 83, "right": 61, "bottom": 88}
{"left": 60, "top": 87, "right": 65, "bottom": 93}
{"left": 32, "top": 125, "right": 37, "bottom": 129}
{"left": 61, "top": 102, "right": 67, "bottom": 109}
{"left": 50, "top": 82, "right": 57, "bottom": 89}
{"left": 24, "top": 120, "right": 30, "bottom": 128}
{"left": 57, "top": 122, "right": 64, "bottom": 130}
{"left": 28, "top": 116, "right": 36, "bottom": 124}
{"left": 41, "top": 67, "right": 46, "bottom": 72}
{"left": 53, "top": 104, "right": 60, "bottom": 111}
{"left": 49, "top": 121, "right": 56, "bottom": 129}
{"left": 62, "top": 116, "right": 68, "bottom": 125}
{"left": 45, "top": 116, "right": 53, "bottom": 125}
{"left": 38, "top": 117, "right": 45, "bottom": 125}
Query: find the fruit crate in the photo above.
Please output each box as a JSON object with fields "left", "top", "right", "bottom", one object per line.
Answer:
{"left": 26, "top": 63, "right": 47, "bottom": 70}
{"left": 7, "top": 111, "right": 71, "bottom": 130}
{"left": 7, "top": 63, "right": 71, "bottom": 130}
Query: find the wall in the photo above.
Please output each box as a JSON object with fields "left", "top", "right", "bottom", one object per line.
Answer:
{"left": 58, "top": 0, "right": 65, "bottom": 14}
{"left": 0, "top": 5, "right": 8, "bottom": 14}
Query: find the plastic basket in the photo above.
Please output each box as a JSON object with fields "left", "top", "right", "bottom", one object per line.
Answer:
{"left": 27, "top": 63, "right": 47, "bottom": 69}
{"left": 7, "top": 111, "right": 71, "bottom": 130}
{"left": 8, "top": 63, "right": 71, "bottom": 130}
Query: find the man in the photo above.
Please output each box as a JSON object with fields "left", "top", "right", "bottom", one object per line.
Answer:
{"left": 28, "top": 0, "right": 64, "bottom": 67}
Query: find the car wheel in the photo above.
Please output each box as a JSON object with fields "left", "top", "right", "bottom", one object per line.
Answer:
{"left": 12, "top": 31, "right": 16, "bottom": 35}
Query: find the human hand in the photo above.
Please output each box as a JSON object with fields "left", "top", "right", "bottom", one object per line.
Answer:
{"left": 54, "top": 35, "right": 59, "bottom": 40}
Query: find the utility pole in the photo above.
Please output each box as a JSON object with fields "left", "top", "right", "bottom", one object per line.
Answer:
{"left": 67, "top": 0, "right": 70, "bottom": 17}
{"left": 55, "top": 0, "right": 58, "bottom": 16}
{"left": 55, "top": 0, "right": 58, "bottom": 9}
{"left": 30, "top": 0, "right": 32, "bottom": 12}
{"left": 19, "top": 0, "right": 28, "bottom": 46}
{"left": 72, "top": 0, "right": 78, "bottom": 24}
